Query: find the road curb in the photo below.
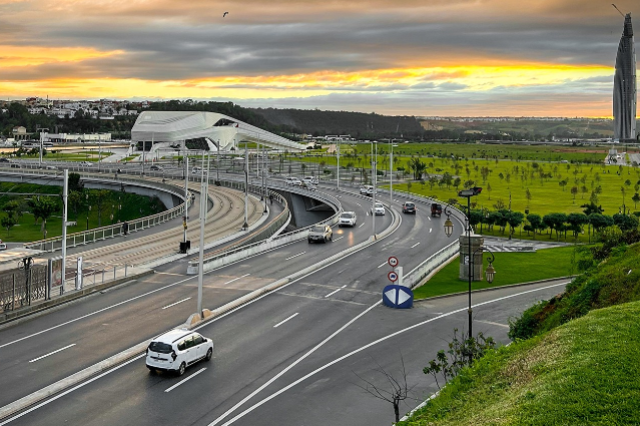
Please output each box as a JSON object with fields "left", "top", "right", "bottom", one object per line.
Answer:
{"left": 414, "top": 276, "right": 572, "bottom": 302}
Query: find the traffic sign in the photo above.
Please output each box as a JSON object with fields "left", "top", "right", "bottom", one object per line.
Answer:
{"left": 382, "top": 285, "right": 414, "bottom": 309}
{"left": 388, "top": 256, "right": 399, "bottom": 267}
{"left": 387, "top": 271, "right": 398, "bottom": 282}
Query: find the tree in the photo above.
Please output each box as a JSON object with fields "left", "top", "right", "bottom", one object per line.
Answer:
{"left": 353, "top": 355, "right": 415, "bottom": 423}
{"left": 68, "top": 172, "right": 83, "bottom": 193}
{"left": 93, "top": 189, "right": 110, "bottom": 227}
{"left": 613, "top": 213, "right": 639, "bottom": 231}
{"left": 581, "top": 201, "right": 604, "bottom": 216}
{"left": 68, "top": 191, "right": 83, "bottom": 221}
{"left": 453, "top": 177, "right": 461, "bottom": 190}
{"left": 486, "top": 182, "right": 492, "bottom": 200}
{"left": 570, "top": 186, "right": 578, "bottom": 203}
{"left": 525, "top": 188, "right": 532, "bottom": 208}
{"left": 633, "top": 192, "right": 640, "bottom": 210}
{"left": 1, "top": 213, "right": 18, "bottom": 235}
{"left": 543, "top": 213, "right": 567, "bottom": 240}
{"left": 566, "top": 213, "right": 587, "bottom": 238}
{"left": 559, "top": 179, "right": 568, "bottom": 191}
{"left": 2, "top": 200, "right": 22, "bottom": 219}
{"left": 507, "top": 211, "right": 524, "bottom": 237}
{"left": 28, "top": 197, "right": 58, "bottom": 228}
{"left": 588, "top": 213, "right": 614, "bottom": 232}
{"left": 408, "top": 155, "right": 426, "bottom": 180}
{"left": 526, "top": 213, "right": 542, "bottom": 239}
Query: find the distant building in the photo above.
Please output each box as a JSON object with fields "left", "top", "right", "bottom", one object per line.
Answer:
{"left": 613, "top": 13, "right": 637, "bottom": 141}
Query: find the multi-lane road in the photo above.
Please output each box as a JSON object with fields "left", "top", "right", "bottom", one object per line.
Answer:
{"left": 0, "top": 179, "right": 564, "bottom": 426}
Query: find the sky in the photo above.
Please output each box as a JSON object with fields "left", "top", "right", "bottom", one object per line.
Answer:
{"left": 0, "top": 0, "right": 637, "bottom": 117}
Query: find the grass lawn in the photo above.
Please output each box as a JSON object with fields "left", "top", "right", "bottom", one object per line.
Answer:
{"left": 413, "top": 246, "right": 575, "bottom": 299}
{"left": 45, "top": 151, "right": 112, "bottom": 162}
{"left": 399, "top": 300, "right": 640, "bottom": 425}
{"left": 0, "top": 184, "right": 167, "bottom": 242}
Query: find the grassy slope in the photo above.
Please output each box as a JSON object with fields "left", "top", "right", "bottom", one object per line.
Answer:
{"left": 413, "top": 246, "right": 575, "bottom": 299}
{"left": 399, "top": 300, "right": 640, "bottom": 426}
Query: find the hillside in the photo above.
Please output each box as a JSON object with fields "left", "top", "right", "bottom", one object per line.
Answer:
{"left": 399, "top": 300, "right": 640, "bottom": 425}
{"left": 250, "top": 107, "right": 424, "bottom": 139}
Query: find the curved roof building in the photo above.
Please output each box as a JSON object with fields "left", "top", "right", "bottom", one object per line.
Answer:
{"left": 131, "top": 111, "right": 306, "bottom": 152}
{"left": 613, "top": 13, "right": 637, "bottom": 141}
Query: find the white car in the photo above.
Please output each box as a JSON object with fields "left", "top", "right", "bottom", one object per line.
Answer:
{"left": 0, "top": 240, "right": 6, "bottom": 250}
{"left": 79, "top": 161, "right": 93, "bottom": 167}
{"left": 374, "top": 203, "right": 386, "bottom": 216}
{"left": 360, "top": 185, "right": 374, "bottom": 196}
{"left": 192, "top": 167, "right": 202, "bottom": 174}
{"left": 303, "top": 176, "right": 319, "bottom": 185}
{"left": 286, "top": 177, "right": 302, "bottom": 186}
{"left": 339, "top": 211, "right": 357, "bottom": 227}
{"left": 146, "top": 329, "right": 213, "bottom": 376}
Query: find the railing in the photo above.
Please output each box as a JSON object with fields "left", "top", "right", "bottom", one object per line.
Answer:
{"left": 186, "top": 184, "right": 342, "bottom": 274}
{"left": 23, "top": 177, "right": 190, "bottom": 252}
{"left": 404, "top": 242, "right": 459, "bottom": 289}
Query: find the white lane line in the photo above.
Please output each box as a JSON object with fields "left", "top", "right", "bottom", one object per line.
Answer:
{"left": 29, "top": 344, "right": 76, "bottom": 363}
{"left": 0, "top": 275, "right": 198, "bottom": 349}
{"left": 223, "top": 274, "right": 251, "bottom": 285}
{"left": 155, "top": 272, "right": 185, "bottom": 277}
{"left": 285, "top": 252, "right": 306, "bottom": 261}
{"left": 162, "top": 298, "right": 192, "bottom": 310}
{"left": 428, "top": 217, "right": 431, "bottom": 221}
{"left": 356, "top": 202, "right": 361, "bottom": 207}
{"left": 358, "top": 223, "right": 365, "bottom": 228}
{"left": 377, "top": 262, "right": 386, "bottom": 269}
{"left": 324, "top": 288, "right": 342, "bottom": 298}
{"left": 476, "top": 320, "right": 510, "bottom": 329}
{"left": 212, "top": 281, "right": 570, "bottom": 426}
{"left": 164, "top": 368, "right": 207, "bottom": 393}
{"left": 341, "top": 285, "right": 347, "bottom": 288}
{"left": 430, "top": 228, "right": 433, "bottom": 233}
{"left": 273, "top": 313, "right": 299, "bottom": 328}
{"left": 333, "top": 236, "right": 344, "bottom": 242}
{"left": 411, "top": 242, "right": 421, "bottom": 249}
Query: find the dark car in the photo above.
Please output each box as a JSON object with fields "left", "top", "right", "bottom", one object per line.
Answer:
{"left": 0, "top": 158, "right": 10, "bottom": 163}
{"left": 402, "top": 202, "right": 417, "bottom": 214}
{"left": 431, "top": 203, "right": 442, "bottom": 217}
{"left": 150, "top": 165, "right": 164, "bottom": 171}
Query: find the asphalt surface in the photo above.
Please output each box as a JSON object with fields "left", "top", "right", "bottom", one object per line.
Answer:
{"left": 0, "top": 179, "right": 555, "bottom": 426}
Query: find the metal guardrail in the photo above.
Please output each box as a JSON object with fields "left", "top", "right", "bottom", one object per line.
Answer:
{"left": 22, "top": 177, "right": 190, "bottom": 252}
{"left": 405, "top": 241, "right": 458, "bottom": 289}
{"left": 186, "top": 184, "right": 342, "bottom": 274}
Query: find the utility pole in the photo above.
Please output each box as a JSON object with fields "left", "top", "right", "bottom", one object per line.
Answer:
{"left": 61, "top": 169, "right": 68, "bottom": 293}
{"left": 372, "top": 142, "right": 377, "bottom": 239}
{"left": 197, "top": 151, "right": 207, "bottom": 316}
{"left": 184, "top": 153, "right": 189, "bottom": 220}
{"left": 337, "top": 142, "right": 340, "bottom": 190}
{"left": 242, "top": 142, "right": 249, "bottom": 230}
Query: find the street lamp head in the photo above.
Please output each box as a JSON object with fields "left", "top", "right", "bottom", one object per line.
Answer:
{"left": 444, "top": 217, "right": 454, "bottom": 238}
{"left": 485, "top": 262, "right": 496, "bottom": 283}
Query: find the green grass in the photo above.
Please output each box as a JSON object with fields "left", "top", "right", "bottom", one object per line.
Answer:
{"left": 413, "top": 246, "right": 575, "bottom": 299}
{"left": 398, "top": 300, "right": 640, "bottom": 426}
{"left": 0, "top": 184, "right": 167, "bottom": 242}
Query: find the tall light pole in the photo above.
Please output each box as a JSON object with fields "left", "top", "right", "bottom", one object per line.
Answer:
{"left": 371, "top": 141, "right": 377, "bottom": 239}
{"left": 389, "top": 139, "right": 397, "bottom": 204}
{"left": 215, "top": 139, "right": 221, "bottom": 185}
{"left": 197, "top": 151, "right": 207, "bottom": 317}
{"left": 336, "top": 142, "right": 340, "bottom": 190}
{"left": 242, "top": 141, "right": 249, "bottom": 230}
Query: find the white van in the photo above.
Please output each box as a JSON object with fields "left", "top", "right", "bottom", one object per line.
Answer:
{"left": 146, "top": 329, "right": 213, "bottom": 375}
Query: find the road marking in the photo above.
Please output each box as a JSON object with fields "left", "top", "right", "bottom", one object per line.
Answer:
{"left": 209, "top": 281, "right": 570, "bottom": 426}
{"left": 428, "top": 217, "right": 431, "bottom": 221}
{"left": 164, "top": 368, "right": 207, "bottom": 393}
{"left": 223, "top": 274, "right": 251, "bottom": 285}
{"left": 476, "top": 320, "right": 509, "bottom": 329}
{"left": 0, "top": 275, "right": 197, "bottom": 349}
{"left": 377, "top": 262, "right": 386, "bottom": 268}
{"left": 356, "top": 202, "right": 361, "bottom": 207}
{"left": 285, "top": 252, "right": 306, "bottom": 261}
{"left": 411, "top": 242, "right": 421, "bottom": 249}
{"left": 341, "top": 285, "right": 347, "bottom": 288}
{"left": 162, "top": 298, "right": 192, "bottom": 310}
{"left": 155, "top": 272, "right": 185, "bottom": 277}
{"left": 29, "top": 344, "right": 76, "bottom": 363}
{"left": 358, "top": 223, "right": 365, "bottom": 228}
{"left": 333, "top": 236, "right": 344, "bottom": 242}
{"left": 430, "top": 228, "right": 433, "bottom": 233}
{"left": 324, "top": 288, "right": 342, "bottom": 298}
{"left": 273, "top": 313, "right": 299, "bottom": 328}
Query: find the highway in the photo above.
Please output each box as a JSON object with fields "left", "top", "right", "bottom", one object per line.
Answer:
{"left": 0, "top": 179, "right": 561, "bottom": 426}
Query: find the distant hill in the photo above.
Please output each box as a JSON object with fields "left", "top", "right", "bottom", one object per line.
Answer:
{"left": 249, "top": 107, "right": 425, "bottom": 139}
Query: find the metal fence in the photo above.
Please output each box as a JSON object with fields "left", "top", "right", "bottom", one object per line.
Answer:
{"left": 0, "top": 266, "right": 48, "bottom": 313}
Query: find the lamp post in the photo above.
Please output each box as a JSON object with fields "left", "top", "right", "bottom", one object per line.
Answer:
{"left": 371, "top": 141, "right": 378, "bottom": 239}
{"left": 444, "top": 186, "right": 484, "bottom": 346}
{"left": 336, "top": 142, "right": 340, "bottom": 190}
{"left": 85, "top": 193, "right": 90, "bottom": 230}
{"left": 389, "top": 140, "right": 398, "bottom": 204}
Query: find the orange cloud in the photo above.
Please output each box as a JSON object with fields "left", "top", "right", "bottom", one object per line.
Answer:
{"left": 0, "top": 45, "right": 123, "bottom": 67}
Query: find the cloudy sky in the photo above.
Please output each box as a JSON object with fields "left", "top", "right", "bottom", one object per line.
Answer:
{"left": 0, "top": 0, "right": 637, "bottom": 116}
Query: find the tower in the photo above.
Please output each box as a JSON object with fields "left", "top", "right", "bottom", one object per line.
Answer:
{"left": 613, "top": 13, "right": 637, "bottom": 141}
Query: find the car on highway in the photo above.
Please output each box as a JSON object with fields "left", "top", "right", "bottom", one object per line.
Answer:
{"left": 79, "top": 161, "right": 93, "bottom": 167}
{"left": 303, "top": 176, "right": 319, "bottom": 185}
{"left": 339, "top": 211, "right": 357, "bottom": 227}
{"left": 9, "top": 163, "right": 20, "bottom": 169}
{"left": 0, "top": 158, "right": 10, "bottom": 163}
{"left": 146, "top": 330, "right": 213, "bottom": 376}
{"left": 360, "top": 185, "right": 373, "bottom": 196}
{"left": 431, "top": 203, "right": 442, "bottom": 217}
{"left": 192, "top": 166, "right": 202, "bottom": 174}
{"left": 150, "top": 165, "right": 164, "bottom": 171}
{"left": 286, "top": 177, "right": 302, "bottom": 186}
{"left": 308, "top": 224, "right": 333, "bottom": 243}
{"left": 0, "top": 240, "right": 6, "bottom": 250}
{"left": 402, "top": 202, "right": 417, "bottom": 214}
{"left": 374, "top": 203, "right": 386, "bottom": 216}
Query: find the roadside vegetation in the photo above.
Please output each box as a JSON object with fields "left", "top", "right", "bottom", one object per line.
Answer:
{"left": 0, "top": 181, "right": 167, "bottom": 242}
{"left": 413, "top": 246, "right": 575, "bottom": 300}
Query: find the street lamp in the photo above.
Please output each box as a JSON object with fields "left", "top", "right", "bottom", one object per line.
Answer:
{"left": 444, "top": 205, "right": 454, "bottom": 238}
{"left": 389, "top": 140, "right": 398, "bottom": 204}
{"left": 443, "top": 187, "right": 484, "bottom": 346}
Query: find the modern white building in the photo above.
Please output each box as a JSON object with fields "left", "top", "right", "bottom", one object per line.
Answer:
{"left": 130, "top": 111, "right": 306, "bottom": 152}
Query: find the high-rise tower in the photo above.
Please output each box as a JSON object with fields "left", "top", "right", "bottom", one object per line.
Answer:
{"left": 613, "top": 13, "right": 637, "bottom": 141}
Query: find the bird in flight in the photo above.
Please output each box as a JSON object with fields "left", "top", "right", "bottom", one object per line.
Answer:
{"left": 223, "top": 12, "right": 229, "bottom": 17}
